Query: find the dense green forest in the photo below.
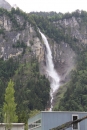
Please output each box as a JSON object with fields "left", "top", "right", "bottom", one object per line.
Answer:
{"left": 30, "top": 10, "right": 87, "bottom": 22}
{"left": 0, "top": 58, "right": 18, "bottom": 122}
{"left": 14, "top": 58, "right": 50, "bottom": 123}
{"left": 0, "top": 57, "right": 50, "bottom": 124}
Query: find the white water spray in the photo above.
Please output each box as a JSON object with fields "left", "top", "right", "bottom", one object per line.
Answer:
{"left": 39, "top": 30, "right": 60, "bottom": 110}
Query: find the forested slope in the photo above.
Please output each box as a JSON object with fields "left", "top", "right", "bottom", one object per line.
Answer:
{"left": 55, "top": 48, "right": 87, "bottom": 111}
{"left": 30, "top": 10, "right": 87, "bottom": 112}
{"left": 0, "top": 8, "right": 50, "bottom": 123}
{"left": 0, "top": 7, "right": 87, "bottom": 124}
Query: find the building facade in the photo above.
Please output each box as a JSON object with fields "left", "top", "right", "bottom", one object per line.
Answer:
{"left": 0, "top": 123, "right": 25, "bottom": 130}
{"left": 28, "top": 111, "right": 87, "bottom": 130}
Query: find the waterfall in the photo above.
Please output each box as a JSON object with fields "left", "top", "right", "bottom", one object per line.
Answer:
{"left": 39, "top": 30, "right": 60, "bottom": 111}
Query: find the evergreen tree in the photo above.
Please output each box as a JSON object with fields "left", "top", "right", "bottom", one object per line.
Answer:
{"left": 3, "top": 80, "right": 18, "bottom": 125}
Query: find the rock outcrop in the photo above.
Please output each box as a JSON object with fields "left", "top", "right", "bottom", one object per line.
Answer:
{"left": 0, "top": 13, "right": 78, "bottom": 83}
{"left": 0, "top": 0, "right": 11, "bottom": 11}
{"left": 53, "top": 16, "right": 87, "bottom": 44}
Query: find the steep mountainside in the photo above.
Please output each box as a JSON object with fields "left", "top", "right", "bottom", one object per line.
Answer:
{"left": 0, "top": 8, "right": 87, "bottom": 122}
{"left": 31, "top": 11, "right": 87, "bottom": 82}
{"left": 0, "top": 8, "right": 50, "bottom": 123}
{"left": 29, "top": 10, "right": 87, "bottom": 110}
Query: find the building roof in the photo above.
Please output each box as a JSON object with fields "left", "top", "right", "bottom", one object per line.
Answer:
{"left": 0, "top": 123, "right": 25, "bottom": 126}
{"left": 41, "top": 111, "right": 87, "bottom": 113}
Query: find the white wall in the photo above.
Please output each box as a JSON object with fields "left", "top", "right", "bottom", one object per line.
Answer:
{"left": 0, "top": 123, "right": 24, "bottom": 130}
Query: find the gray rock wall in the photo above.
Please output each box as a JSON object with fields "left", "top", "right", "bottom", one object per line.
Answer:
{"left": 0, "top": 0, "right": 11, "bottom": 11}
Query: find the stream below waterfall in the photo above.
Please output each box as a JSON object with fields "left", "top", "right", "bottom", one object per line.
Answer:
{"left": 39, "top": 30, "right": 60, "bottom": 111}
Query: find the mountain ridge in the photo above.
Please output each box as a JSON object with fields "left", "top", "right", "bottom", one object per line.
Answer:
{"left": 0, "top": 0, "right": 11, "bottom": 10}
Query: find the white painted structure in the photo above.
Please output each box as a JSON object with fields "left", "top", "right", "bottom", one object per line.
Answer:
{"left": 0, "top": 123, "right": 25, "bottom": 130}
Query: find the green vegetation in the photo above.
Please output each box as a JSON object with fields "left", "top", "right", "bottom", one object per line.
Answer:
{"left": 0, "top": 7, "right": 37, "bottom": 31}
{"left": 29, "top": 11, "right": 80, "bottom": 45}
{"left": 0, "top": 29, "right": 5, "bottom": 35}
{"left": 0, "top": 57, "right": 50, "bottom": 124}
{"left": 30, "top": 14, "right": 65, "bottom": 43}
{"left": 55, "top": 48, "right": 87, "bottom": 111}
{"left": 30, "top": 10, "right": 87, "bottom": 21}
{"left": 29, "top": 40, "right": 34, "bottom": 46}
{"left": 0, "top": 58, "right": 19, "bottom": 107}
{"left": 30, "top": 10, "right": 87, "bottom": 50}
{"left": 14, "top": 58, "right": 50, "bottom": 123}
{"left": 12, "top": 40, "right": 27, "bottom": 48}
{"left": 0, "top": 55, "right": 50, "bottom": 125}
{"left": 3, "top": 80, "right": 18, "bottom": 123}
{"left": 12, "top": 40, "right": 27, "bottom": 54}
{"left": 0, "top": 108, "right": 3, "bottom": 123}
{"left": 53, "top": 83, "right": 68, "bottom": 111}
{"left": 29, "top": 109, "right": 40, "bottom": 118}
{"left": 0, "top": 58, "right": 19, "bottom": 124}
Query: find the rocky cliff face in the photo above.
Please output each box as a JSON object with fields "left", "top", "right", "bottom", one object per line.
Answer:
{"left": 0, "top": 13, "right": 80, "bottom": 84}
{"left": 50, "top": 16, "right": 87, "bottom": 83}
{"left": 0, "top": 0, "right": 11, "bottom": 11}
{"left": 53, "top": 16, "right": 87, "bottom": 44}
{"left": 1, "top": 11, "right": 87, "bottom": 86}
{"left": 50, "top": 41, "right": 76, "bottom": 83}
{"left": 0, "top": 13, "right": 45, "bottom": 66}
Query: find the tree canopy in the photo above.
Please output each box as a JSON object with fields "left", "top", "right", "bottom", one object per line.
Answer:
{"left": 3, "top": 79, "right": 18, "bottom": 123}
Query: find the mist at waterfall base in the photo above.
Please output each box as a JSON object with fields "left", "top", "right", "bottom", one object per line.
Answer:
{"left": 39, "top": 30, "right": 60, "bottom": 111}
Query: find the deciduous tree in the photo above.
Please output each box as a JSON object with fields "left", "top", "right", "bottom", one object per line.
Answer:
{"left": 3, "top": 80, "right": 18, "bottom": 125}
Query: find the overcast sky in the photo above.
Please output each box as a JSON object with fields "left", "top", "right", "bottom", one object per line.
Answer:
{"left": 6, "top": 0, "right": 87, "bottom": 13}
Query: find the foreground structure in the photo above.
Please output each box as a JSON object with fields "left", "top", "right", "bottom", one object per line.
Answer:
{"left": 28, "top": 111, "right": 87, "bottom": 130}
{"left": 0, "top": 123, "right": 25, "bottom": 130}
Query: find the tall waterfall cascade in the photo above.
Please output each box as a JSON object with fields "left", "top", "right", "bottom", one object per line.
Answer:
{"left": 39, "top": 30, "right": 60, "bottom": 111}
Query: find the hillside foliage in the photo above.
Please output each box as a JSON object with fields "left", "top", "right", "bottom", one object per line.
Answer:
{"left": 14, "top": 58, "right": 50, "bottom": 123}
{"left": 55, "top": 48, "right": 87, "bottom": 111}
{"left": 0, "top": 57, "right": 50, "bottom": 123}
{"left": 3, "top": 80, "right": 18, "bottom": 123}
{"left": 30, "top": 10, "right": 87, "bottom": 112}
